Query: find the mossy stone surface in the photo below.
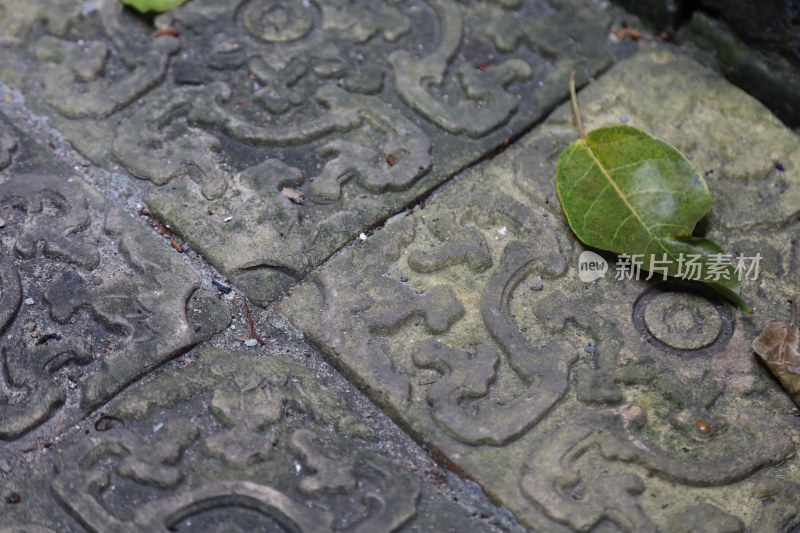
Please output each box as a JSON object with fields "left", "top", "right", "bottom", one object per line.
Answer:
{"left": 281, "top": 49, "right": 800, "bottom": 530}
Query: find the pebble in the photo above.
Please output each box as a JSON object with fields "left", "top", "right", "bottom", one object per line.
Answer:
{"left": 0, "top": 459, "right": 10, "bottom": 473}
{"left": 531, "top": 282, "right": 543, "bottom": 291}
{"left": 93, "top": 276, "right": 103, "bottom": 285}
{"left": 24, "top": 297, "right": 34, "bottom": 306}
{"left": 212, "top": 279, "right": 232, "bottom": 294}
{"left": 244, "top": 339, "right": 259, "bottom": 347}
{"left": 0, "top": 218, "right": 5, "bottom": 228}
{"left": 584, "top": 344, "right": 596, "bottom": 354}
{"left": 497, "top": 226, "right": 507, "bottom": 236}
{"left": 359, "top": 233, "right": 367, "bottom": 241}
{"left": 399, "top": 276, "right": 408, "bottom": 282}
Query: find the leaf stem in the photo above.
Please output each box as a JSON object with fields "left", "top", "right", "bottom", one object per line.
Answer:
{"left": 569, "top": 70, "right": 585, "bottom": 139}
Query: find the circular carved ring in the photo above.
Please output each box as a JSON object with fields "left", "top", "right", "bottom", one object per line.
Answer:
{"left": 631, "top": 281, "right": 734, "bottom": 358}
{"left": 242, "top": 0, "right": 315, "bottom": 43}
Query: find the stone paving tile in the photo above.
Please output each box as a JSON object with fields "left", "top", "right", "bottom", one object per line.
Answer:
{"left": 280, "top": 48, "right": 800, "bottom": 531}
{"left": 1, "top": 0, "right": 626, "bottom": 305}
{"left": 1, "top": 345, "right": 486, "bottom": 532}
{"left": 0, "top": 113, "right": 229, "bottom": 447}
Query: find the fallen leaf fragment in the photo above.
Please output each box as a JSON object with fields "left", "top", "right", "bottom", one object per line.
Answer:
{"left": 122, "top": 0, "right": 186, "bottom": 13}
{"left": 555, "top": 72, "right": 751, "bottom": 312}
{"left": 612, "top": 26, "right": 649, "bottom": 41}
{"left": 752, "top": 299, "right": 800, "bottom": 407}
{"left": 281, "top": 187, "right": 305, "bottom": 205}
{"left": 155, "top": 26, "right": 180, "bottom": 38}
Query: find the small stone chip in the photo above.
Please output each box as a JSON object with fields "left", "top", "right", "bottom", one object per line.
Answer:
{"left": 244, "top": 339, "right": 259, "bottom": 347}
{"left": 24, "top": 297, "right": 34, "bottom": 306}
{"left": 212, "top": 279, "right": 232, "bottom": 294}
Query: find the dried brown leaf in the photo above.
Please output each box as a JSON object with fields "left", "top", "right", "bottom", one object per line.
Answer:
{"left": 612, "top": 27, "right": 649, "bottom": 42}
{"left": 280, "top": 187, "right": 305, "bottom": 205}
{"left": 155, "top": 26, "right": 180, "bottom": 38}
{"left": 752, "top": 299, "right": 800, "bottom": 406}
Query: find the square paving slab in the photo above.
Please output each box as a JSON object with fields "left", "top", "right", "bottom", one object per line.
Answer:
{"left": 0, "top": 113, "right": 230, "bottom": 446}
{"left": 280, "top": 49, "right": 800, "bottom": 531}
{"left": 0, "top": 110, "right": 497, "bottom": 532}
{"left": 2, "top": 0, "right": 624, "bottom": 305}
{"left": 2, "top": 345, "right": 486, "bottom": 532}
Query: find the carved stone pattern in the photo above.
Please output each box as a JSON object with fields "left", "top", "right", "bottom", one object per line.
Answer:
{"left": 41, "top": 347, "right": 422, "bottom": 532}
{"left": 0, "top": 172, "right": 228, "bottom": 439}
{"left": 21, "top": 0, "right": 616, "bottom": 306}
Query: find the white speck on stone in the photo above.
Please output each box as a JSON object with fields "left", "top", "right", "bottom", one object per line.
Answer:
{"left": 153, "top": 422, "right": 163, "bottom": 432}
{"left": 295, "top": 463, "right": 302, "bottom": 473}
{"left": 244, "top": 339, "right": 259, "bottom": 347}
{"left": 498, "top": 226, "right": 507, "bottom": 236}
{"left": 24, "top": 297, "right": 34, "bottom": 305}
{"left": 223, "top": 216, "right": 233, "bottom": 222}
{"left": 359, "top": 233, "right": 367, "bottom": 241}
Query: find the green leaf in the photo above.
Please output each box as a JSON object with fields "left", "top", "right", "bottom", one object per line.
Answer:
{"left": 121, "top": 0, "right": 186, "bottom": 14}
{"left": 556, "top": 124, "right": 752, "bottom": 312}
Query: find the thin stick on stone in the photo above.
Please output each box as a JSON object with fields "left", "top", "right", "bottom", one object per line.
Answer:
{"left": 570, "top": 70, "right": 585, "bottom": 139}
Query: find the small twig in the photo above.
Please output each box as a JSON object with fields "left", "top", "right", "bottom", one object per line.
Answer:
{"left": 243, "top": 300, "right": 266, "bottom": 346}
{"left": 779, "top": 299, "right": 797, "bottom": 363}
{"left": 569, "top": 70, "right": 585, "bottom": 139}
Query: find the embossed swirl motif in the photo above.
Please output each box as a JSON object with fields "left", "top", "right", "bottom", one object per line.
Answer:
{"left": 0, "top": 172, "right": 228, "bottom": 440}
{"left": 23, "top": 0, "right": 613, "bottom": 306}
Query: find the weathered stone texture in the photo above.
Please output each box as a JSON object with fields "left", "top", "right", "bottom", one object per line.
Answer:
{"left": 1, "top": 347, "right": 483, "bottom": 532}
{"left": 0, "top": 115, "right": 229, "bottom": 446}
{"left": 5, "top": 0, "right": 623, "bottom": 305}
{"left": 280, "top": 49, "right": 800, "bottom": 530}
